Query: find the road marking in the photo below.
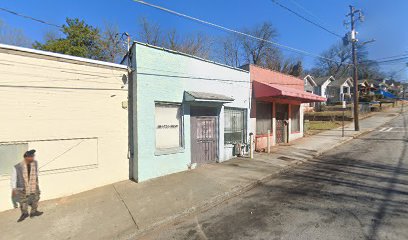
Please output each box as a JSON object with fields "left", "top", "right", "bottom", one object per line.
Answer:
{"left": 378, "top": 127, "right": 405, "bottom": 132}
{"left": 379, "top": 127, "right": 395, "bottom": 132}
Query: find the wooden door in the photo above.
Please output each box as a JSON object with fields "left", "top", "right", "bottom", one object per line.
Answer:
{"left": 191, "top": 116, "right": 217, "bottom": 164}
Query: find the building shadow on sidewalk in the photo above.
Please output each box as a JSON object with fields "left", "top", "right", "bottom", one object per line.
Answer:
{"left": 176, "top": 114, "right": 408, "bottom": 240}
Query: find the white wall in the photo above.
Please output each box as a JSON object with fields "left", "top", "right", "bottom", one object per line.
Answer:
{"left": 0, "top": 51, "right": 129, "bottom": 212}
{"left": 289, "top": 104, "right": 304, "bottom": 141}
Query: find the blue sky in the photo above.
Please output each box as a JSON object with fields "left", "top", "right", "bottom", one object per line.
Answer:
{"left": 0, "top": 0, "right": 407, "bottom": 79}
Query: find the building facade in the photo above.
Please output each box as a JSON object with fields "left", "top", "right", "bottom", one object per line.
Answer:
{"left": 326, "top": 77, "right": 353, "bottom": 103}
{"left": 314, "top": 76, "right": 336, "bottom": 100}
{"left": 128, "top": 42, "right": 251, "bottom": 182}
{"left": 0, "top": 44, "right": 129, "bottom": 212}
{"left": 243, "top": 65, "right": 325, "bottom": 151}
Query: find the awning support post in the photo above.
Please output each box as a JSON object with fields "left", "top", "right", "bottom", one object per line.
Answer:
{"left": 267, "top": 130, "right": 271, "bottom": 153}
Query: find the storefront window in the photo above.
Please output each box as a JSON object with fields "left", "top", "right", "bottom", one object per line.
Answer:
{"left": 224, "top": 108, "right": 246, "bottom": 144}
{"left": 291, "top": 105, "right": 300, "bottom": 133}
{"left": 155, "top": 103, "right": 183, "bottom": 150}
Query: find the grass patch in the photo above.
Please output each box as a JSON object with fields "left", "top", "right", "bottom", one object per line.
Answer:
{"left": 305, "top": 121, "right": 350, "bottom": 135}
{"left": 305, "top": 111, "right": 352, "bottom": 117}
{"left": 305, "top": 111, "right": 353, "bottom": 121}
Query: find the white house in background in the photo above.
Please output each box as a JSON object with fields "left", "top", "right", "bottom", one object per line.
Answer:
{"left": 303, "top": 75, "right": 317, "bottom": 94}
{"left": 326, "top": 77, "right": 353, "bottom": 103}
{"left": 0, "top": 44, "right": 129, "bottom": 212}
{"left": 314, "top": 76, "right": 335, "bottom": 101}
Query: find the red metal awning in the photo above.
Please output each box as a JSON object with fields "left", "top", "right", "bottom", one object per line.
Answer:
{"left": 253, "top": 81, "right": 326, "bottom": 103}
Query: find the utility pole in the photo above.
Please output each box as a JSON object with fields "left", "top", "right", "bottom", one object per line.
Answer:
{"left": 348, "top": 5, "right": 363, "bottom": 131}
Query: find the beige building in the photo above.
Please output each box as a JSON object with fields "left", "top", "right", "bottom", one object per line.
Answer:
{"left": 0, "top": 44, "right": 129, "bottom": 212}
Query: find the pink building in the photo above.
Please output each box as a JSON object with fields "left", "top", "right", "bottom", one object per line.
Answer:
{"left": 242, "top": 65, "right": 326, "bottom": 151}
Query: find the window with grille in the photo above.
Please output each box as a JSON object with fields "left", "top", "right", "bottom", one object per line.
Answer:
{"left": 291, "top": 105, "right": 300, "bottom": 133}
{"left": 224, "top": 108, "right": 246, "bottom": 144}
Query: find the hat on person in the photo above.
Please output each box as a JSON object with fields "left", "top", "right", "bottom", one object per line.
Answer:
{"left": 24, "top": 149, "right": 36, "bottom": 158}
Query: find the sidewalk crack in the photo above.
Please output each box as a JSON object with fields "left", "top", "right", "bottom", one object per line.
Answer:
{"left": 113, "top": 184, "right": 140, "bottom": 230}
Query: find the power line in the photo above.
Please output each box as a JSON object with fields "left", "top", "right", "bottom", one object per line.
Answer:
{"left": 0, "top": 7, "right": 62, "bottom": 29}
{"left": 288, "top": 0, "right": 326, "bottom": 24}
{"left": 270, "top": 0, "right": 343, "bottom": 38}
{"left": 373, "top": 53, "right": 408, "bottom": 61}
{"left": 375, "top": 56, "right": 408, "bottom": 64}
{"left": 360, "top": 55, "right": 408, "bottom": 65}
{"left": 132, "top": 0, "right": 346, "bottom": 64}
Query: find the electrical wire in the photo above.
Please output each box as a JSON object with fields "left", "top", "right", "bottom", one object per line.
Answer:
{"left": 132, "top": 0, "right": 347, "bottom": 64}
{"left": 373, "top": 53, "right": 408, "bottom": 61}
{"left": 288, "top": 0, "right": 326, "bottom": 24}
{"left": 375, "top": 56, "right": 408, "bottom": 64}
{"left": 270, "top": 0, "right": 343, "bottom": 38}
{"left": 0, "top": 7, "right": 62, "bottom": 29}
{"left": 359, "top": 56, "right": 408, "bottom": 66}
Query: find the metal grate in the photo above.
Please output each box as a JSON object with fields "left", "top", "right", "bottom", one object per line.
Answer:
{"left": 224, "top": 108, "right": 246, "bottom": 144}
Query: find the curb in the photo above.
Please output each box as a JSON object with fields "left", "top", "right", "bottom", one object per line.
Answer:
{"left": 119, "top": 108, "right": 405, "bottom": 239}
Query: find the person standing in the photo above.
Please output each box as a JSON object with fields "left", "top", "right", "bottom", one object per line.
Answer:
{"left": 11, "top": 149, "right": 43, "bottom": 222}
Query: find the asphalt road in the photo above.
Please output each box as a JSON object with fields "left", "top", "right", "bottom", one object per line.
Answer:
{"left": 140, "top": 112, "right": 408, "bottom": 240}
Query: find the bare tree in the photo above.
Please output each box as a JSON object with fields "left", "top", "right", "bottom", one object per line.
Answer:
{"left": 164, "top": 29, "right": 210, "bottom": 58}
{"left": 100, "top": 22, "right": 127, "bottom": 63}
{"left": 137, "top": 17, "right": 211, "bottom": 58}
{"left": 314, "top": 42, "right": 351, "bottom": 78}
{"left": 179, "top": 33, "right": 210, "bottom": 58}
{"left": 139, "top": 17, "right": 162, "bottom": 46}
{"left": 0, "top": 19, "right": 31, "bottom": 47}
{"left": 218, "top": 22, "right": 297, "bottom": 73}
{"left": 264, "top": 47, "right": 284, "bottom": 71}
{"left": 220, "top": 34, "right": 241, "bottom": 67}
{"left": 311, "top": 41, "right": 383, "bottom": 79}
{"left": 240, "top": 22, "right": 279, "bottom": 66}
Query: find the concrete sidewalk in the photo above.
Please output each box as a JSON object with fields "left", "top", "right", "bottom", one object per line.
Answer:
{"left": 0, "top": 107, "right": 404, "bottom": 240}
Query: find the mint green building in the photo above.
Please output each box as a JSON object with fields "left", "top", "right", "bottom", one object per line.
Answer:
{"left": 128, "top": 42, "right": 251, "bottom": 182}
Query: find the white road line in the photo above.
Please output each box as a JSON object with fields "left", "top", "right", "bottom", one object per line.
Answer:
{"left": 379, "top": 128, "right": 387, "bottom": 132}
{"left": 385, "top": 127, "right": 394, "bottom": 132}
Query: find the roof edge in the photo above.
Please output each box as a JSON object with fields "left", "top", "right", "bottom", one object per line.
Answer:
{"left": 247, "top": 64, "right": 304, "bottom": 82}
{"left": 0, "top": 43, "right": 128, "bottom": 70}
{"left": 132, "top": 41, "right": 249, "bottom": 73}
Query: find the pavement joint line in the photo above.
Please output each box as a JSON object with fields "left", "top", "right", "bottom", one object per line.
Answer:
{"left": 112, "top": 184, "right": 140, "bottom": 230}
